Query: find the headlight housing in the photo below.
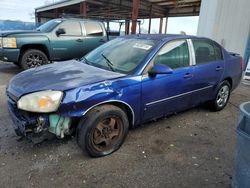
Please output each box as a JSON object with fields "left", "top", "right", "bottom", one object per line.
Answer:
{"left": 17, "top": 90, "right": 63, "bottom": 113}
{"left": 2, "top": 37, "right": 17, "bottom": 48}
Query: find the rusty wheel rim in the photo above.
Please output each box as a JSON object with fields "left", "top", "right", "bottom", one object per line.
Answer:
{"left": 91, "top": 116, "right": 123, "bottom": 152}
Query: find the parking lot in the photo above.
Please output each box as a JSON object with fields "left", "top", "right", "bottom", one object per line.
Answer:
{"left": 0, "top": 61, "right": 250, "bottom": 188}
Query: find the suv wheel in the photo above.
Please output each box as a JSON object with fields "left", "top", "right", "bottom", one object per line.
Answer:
{"left": 77, "top": 105, "right": 129, "bottom": 157}
{"left": 20, "top": 49, "right": 48, "bottom": 69}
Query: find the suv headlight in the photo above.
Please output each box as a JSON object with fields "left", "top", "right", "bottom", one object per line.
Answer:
{"left": 17, "top": 90, "right": 63, "bottom": 113}
{"left": 2, "top": 37, "right": 17, "bottom": 48}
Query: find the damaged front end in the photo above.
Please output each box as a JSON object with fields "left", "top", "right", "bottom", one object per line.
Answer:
{"left": 7, "top": 92, "right": 72, "bottom": 143}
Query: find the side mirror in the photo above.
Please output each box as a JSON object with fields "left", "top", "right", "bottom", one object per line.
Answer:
{"left": 148, "top": 64, "right": 173, "bottom": 75}
{"left": 56, "top": 28, "right": 66, "bottom": 36}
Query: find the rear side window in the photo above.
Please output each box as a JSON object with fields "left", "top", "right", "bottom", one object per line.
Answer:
{"left": 154, "top": 40, "right": 190, "bottom": 69}
{"left": 192, "top": 39, "right": 223, "bottom": 64}
{"left": 84, "top": 22, "right": 103, "bottom": 36}
{"left": 59, "top": 21, "right": 81, "bottom": 36}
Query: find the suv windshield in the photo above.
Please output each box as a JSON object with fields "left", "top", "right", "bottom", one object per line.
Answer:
{"left": 84, "top": 38, "right": 157, "bottom": 74}
{"left": 37, "top": 19, "right": 63, "bottom": 32}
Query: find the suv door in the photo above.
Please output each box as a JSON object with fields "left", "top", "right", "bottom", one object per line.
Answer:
{"left": 51, "top": 20, "right": 84, "bottom": 60}
{"left": 191, "top": 39, "right": 225, "bottom": 105}
{"left": 82, "top": 21, "right": 107, "bottom": 54}
{"left": 141, "top": 39, "right": 194, "bottom": 122}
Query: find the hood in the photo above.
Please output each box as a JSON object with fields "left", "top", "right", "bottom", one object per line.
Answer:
{"left": 8, "top": 60, "right": 126, "bottom": 98}
{"left": 0, "top": 30, "right": 41, "bottom": 37}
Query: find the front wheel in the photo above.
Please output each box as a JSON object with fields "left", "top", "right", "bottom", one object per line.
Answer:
{"left": 77, "top": 105, "right": 129, "bottom": 157}
{"left": 20, "top": 49, "right": 49, "bottom": 70}
{"left": 210, "top": 80, "right": 231, "bottom": 111}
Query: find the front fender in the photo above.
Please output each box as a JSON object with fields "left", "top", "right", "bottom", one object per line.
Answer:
{"left": 57, "top": 77, "right": 141, "bottom": 125}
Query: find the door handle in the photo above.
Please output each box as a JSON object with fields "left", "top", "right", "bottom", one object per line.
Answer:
{"left": 76, "top": 38, "right": 83, "bottom": 42}
{"left": 99, "top": 39, "right": 106, "bottom": 42}
{"left": 215, "top": 66, "right": 223, "bottom": 71}
{"left": 183, "top": 73, "right": 193, "bottom": 79}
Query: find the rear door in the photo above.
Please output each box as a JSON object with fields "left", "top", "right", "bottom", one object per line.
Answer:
{"left": 82, "top": 21, "right": 107, "bottom": 54}
{"left": 141, "top": 39, "right": 194, "bottom": 122}
{"left": 191, "top": 39, "right": 225, "bottom": 105}
{"left": 50, "top": 20, "right": 84, "bottom": 60}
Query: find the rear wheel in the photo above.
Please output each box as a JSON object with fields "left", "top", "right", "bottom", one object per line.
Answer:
{"left": 210, "top": 80, "right": 231, "bottom": 111}
{"left": 20, "top": 49, "right": 49, "bottom": 70}
{"left": 77, "top": 105, "right": 129, "bottom": 157}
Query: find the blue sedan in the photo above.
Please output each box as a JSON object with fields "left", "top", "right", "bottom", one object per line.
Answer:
{"left": 6, "top": 34, "right": 243, "bottom": 157}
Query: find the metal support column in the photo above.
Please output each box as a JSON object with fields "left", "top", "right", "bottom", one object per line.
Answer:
{"left": 125, "top": 20, "right": 130, "bottom": 35}
{"left": 35, "top": 12, "right": 41, "bottom": 25}
{"left": 164, "top": 16, "right": 168, "bottom": 34}
{"left": 131, "top": 0, "right": 139, "bottom": 34}
{"left": 80, "top": 1, "right": 87, "bottom": 18}
{"left": 148, "top": 5, "right": 152, "bottom": 34}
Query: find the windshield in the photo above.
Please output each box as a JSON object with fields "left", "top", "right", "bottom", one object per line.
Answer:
{"left": 37, "top": 19, "right": 63, "bottom": 32}
{"left": 84, "top": 38, "right": 157, "bottom": 74}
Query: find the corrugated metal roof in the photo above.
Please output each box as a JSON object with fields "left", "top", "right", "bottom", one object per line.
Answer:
{"left": 35, "top": 0, "right": 201, "bottom": 20}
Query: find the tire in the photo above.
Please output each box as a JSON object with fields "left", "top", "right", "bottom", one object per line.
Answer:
{"left": 77, "top": 105, "right": 129, "bottom": 157}
{"left": 210, "top": 80, "right": 231, "bottom": 111}
{"left": 20, "top": 49, "right": 48, "bottom": 70}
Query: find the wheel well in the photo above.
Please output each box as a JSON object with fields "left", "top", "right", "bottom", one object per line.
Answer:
{"left": 224, "top": 77, "right": 233, "bottom": 88}
{"left": 85, "top": 101, "right": 134, "bottom": 128}
{"left": 109, "top": 102, "right": 134, "bottom": 128}
{"left": 19, "top": 44, "right": 49, "bottom": 62}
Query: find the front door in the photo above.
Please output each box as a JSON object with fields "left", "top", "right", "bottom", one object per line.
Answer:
{"left": 51, "top": 20, "right": 84, "bottom": 60}
{"left": 141, "top": 39, "right": 194, "bottom": 122}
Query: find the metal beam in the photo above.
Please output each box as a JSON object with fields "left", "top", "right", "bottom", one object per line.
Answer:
{"left": 159, "top": 17, "right": 163, "bottom": 34}
{"left": 131, "top": 0, "right": 139, "bottom": 34}
{"left": 164, "top": 16, "right": 168, "bottom": 34}
{"left": 125, "top": 20, "right": 130, "bottom": 35}
{"left": 148, "top": 5, "right": 152, "bottom": 34}
{"left": 80, "top": 1, "right": 87, "bottom": 18}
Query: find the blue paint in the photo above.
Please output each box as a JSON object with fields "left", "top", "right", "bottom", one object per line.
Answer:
{"left": 244, "top": 33, "right": 250, "bottom": 70}
{"left": 6, "top": 34, "right": 243, "bottom": 135}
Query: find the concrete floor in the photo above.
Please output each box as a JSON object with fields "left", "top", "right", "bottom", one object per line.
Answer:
{"left": 0, "top": 61, "right": 250, "bottom": 188}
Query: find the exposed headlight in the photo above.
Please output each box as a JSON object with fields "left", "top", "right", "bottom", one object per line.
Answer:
{"left": 2, "top": 37, "right": 17, "bottom": 48}
{"left": 0, "top": 37, "right": 2, "bottom": 48}
{"left": 17, "top": 90, "right": 63, "bottom": 113}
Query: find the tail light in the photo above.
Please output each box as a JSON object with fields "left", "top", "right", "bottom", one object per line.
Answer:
{"left": 241, "top": 58, "right": 244, "bottom": 71}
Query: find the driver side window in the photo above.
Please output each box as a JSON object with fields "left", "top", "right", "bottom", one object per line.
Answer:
{"left": 155, "top": 40, "right": 190, "bottom": 69}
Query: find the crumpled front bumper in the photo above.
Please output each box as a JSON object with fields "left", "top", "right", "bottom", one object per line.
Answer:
{"left": 7, "top": 92, "right": 37, "bottom": 136}
{"left": 6, "top": 91, "right": 72, "bottom": 140}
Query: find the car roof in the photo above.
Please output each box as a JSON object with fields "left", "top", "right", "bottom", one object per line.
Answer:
{"left": 52, "top": 18, "right": 101, "bottom": 22}
{"left": 121, "top": 34, "right": 199, "bottom": 42}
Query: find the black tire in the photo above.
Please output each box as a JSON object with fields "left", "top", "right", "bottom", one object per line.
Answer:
{"left": 20, "top": 49, "right": 48, "bottom": 70}
{"left": 77, "top": 105, "right": 129, "bottom": 157}
{"left": 210, "top": 80, "right": 231, "bottom": 111}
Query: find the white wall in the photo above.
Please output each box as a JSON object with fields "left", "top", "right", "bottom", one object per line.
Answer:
{"left": 197, "top": 0, "right": 250, "bottom": 57}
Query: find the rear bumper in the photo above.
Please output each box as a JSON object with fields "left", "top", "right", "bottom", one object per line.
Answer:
{"left": 0, "top": 48, "right": 20, "bottom": 62}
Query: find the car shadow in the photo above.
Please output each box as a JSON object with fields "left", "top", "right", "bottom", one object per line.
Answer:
{"left": 0, "top": 62, "right": 22, "bottom": 74}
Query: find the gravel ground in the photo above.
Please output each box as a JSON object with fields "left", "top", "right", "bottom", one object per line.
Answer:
{"left": 0, "top": 61, "right": 250, "bottom": 188}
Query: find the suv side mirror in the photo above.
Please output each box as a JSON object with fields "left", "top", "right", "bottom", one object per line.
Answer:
{"left": 56, "top": 28, "right": 66, "bottom": 36}
{"left": 148, "top": 64, "right": 173, "bottom": 75}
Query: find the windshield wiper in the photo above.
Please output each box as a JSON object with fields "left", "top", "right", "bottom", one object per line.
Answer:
{"left": 101, "top": 53, "right": 115, "bottom": 72}
{"left": 81, "top": 57, "right": 91, "bottom": 65}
